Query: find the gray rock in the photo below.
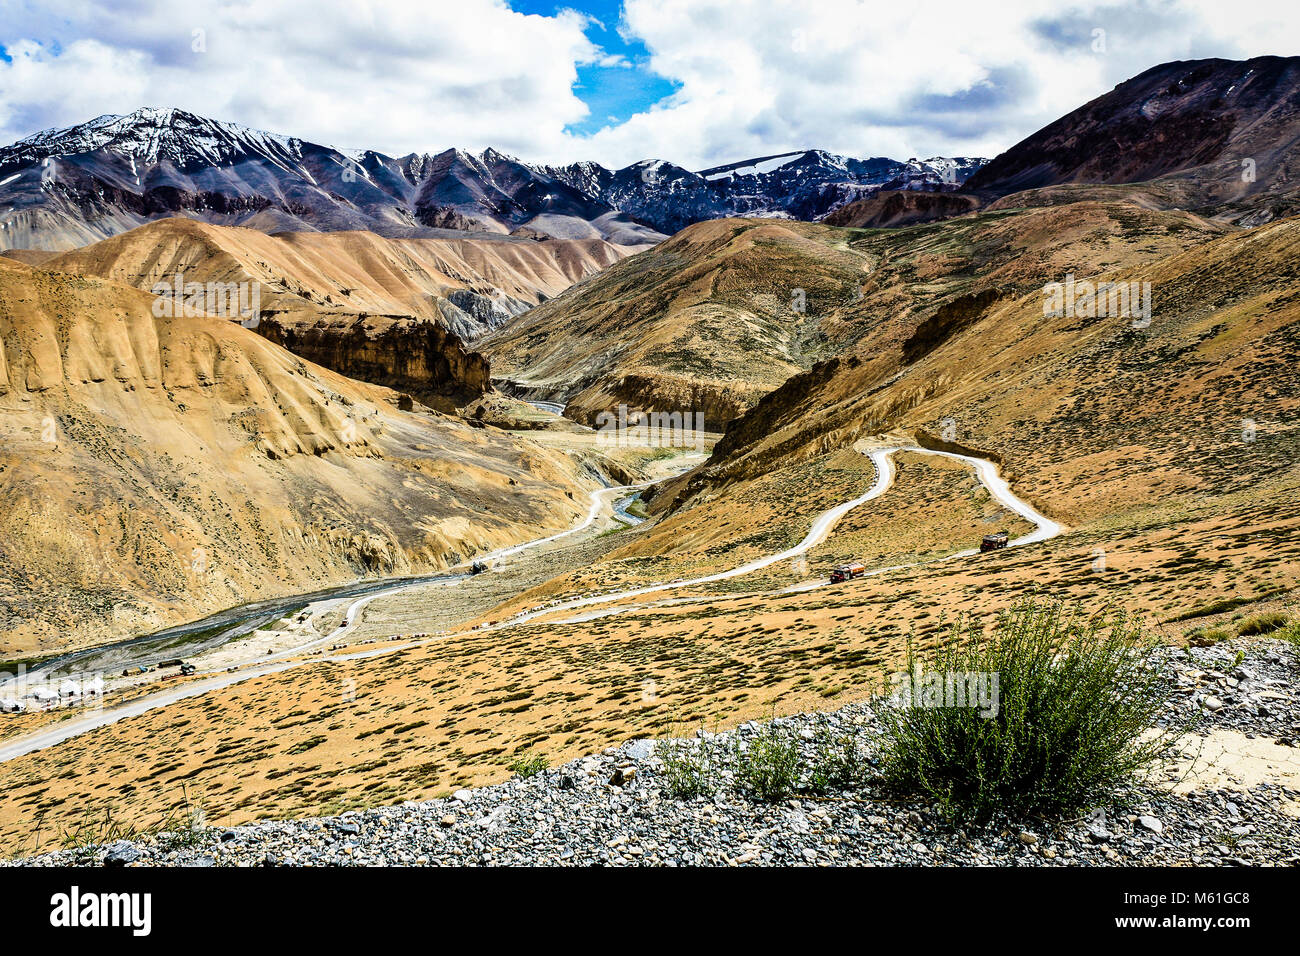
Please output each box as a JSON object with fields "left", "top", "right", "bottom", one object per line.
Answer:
{"left": 103, "top": 840, "right": 141, "bottom": 866}
{"left": 1138, "top": 815, "right": 1163, "bottom": 836}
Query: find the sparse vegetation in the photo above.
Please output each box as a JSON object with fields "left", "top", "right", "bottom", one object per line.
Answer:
{"left": 877, "top": 599, "right": 1182, "bottom": 824}
{"left": 657, "top": 736, "right": 715, "bottom": 799}
{"left": 733, "top": 721, "right": 802, "bottom": 802}
{"left": 1236, "top": 611, "right": 1289, "bottom": 637}
{"left": 806, "top": 719, "right": 872, "bottom": 794}
{"left": 506, "top": 753, "right": 548, "bottom": 778}
{"left": 1188, "top": 625, "right": 1231, "bottom": 646}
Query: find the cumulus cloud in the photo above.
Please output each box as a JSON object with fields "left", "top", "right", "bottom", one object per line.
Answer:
{"left": 0, "top": 0, "right": 1297, "bottom": 169}
{"left": 574, "top": 0, "right": 1300, "bottom": 167}
{"left": 0, "top": 0, "right": 602, "bottom": 157}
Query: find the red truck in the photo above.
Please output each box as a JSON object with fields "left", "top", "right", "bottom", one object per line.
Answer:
{"left": 980, "top": 532, "right": 1010, "bottom": 553}
{"left": 830, "top": 563, "right": 867, "bottom": 584}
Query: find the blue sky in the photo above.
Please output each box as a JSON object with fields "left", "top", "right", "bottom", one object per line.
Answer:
{"left": 509, "top": 0, "right": 679, "bottom": 136}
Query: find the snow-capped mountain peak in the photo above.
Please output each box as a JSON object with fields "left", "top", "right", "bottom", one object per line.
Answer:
{"left": 0, "top": 107, "right": 988, "bottom": 250}
{"left": 4, "top": 107, "right": 316, "bottom": 170}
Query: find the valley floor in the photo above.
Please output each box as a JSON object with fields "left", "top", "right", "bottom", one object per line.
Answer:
{"left": 1, "top": 430, "right": 1295, "bottom": 857}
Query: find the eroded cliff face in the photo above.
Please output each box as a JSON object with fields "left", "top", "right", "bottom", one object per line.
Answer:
{"left": 255, "top": 313, "right": 492, "bottom": 410}
{"left": 562, "top": 372, "right": 761, "bottom": 432}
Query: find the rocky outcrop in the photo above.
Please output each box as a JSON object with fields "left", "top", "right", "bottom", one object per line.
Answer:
{"left": 964, "top": 55, "right": 1300, "bottom": 222}
{"left": 255, "top": 314, "right": 492, "bottom": 409}
{"left": 822, "top": 190, "right": 981, "bottom": 228}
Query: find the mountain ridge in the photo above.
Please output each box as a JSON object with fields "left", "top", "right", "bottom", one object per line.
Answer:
{"left": 0, "top": 107, "right": 985, "bottom": 250}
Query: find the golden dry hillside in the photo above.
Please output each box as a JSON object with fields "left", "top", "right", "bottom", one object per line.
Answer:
{"left": 0, "top": 257, "right": 599, "bottom": 656}
{"left": 43, "top": 218, "right": 636, "bottom": 334}
{"left": 481, "top": 219, "right": 866, "bottom": 425}
{"left": 699, "top": 213, "right": 1300, "bottom": 519}
{"left": 35, "top": 218, "right": 643, "bottom": 408}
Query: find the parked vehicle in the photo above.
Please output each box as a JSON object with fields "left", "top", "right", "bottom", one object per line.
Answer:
{"left": 980, "top": 531, "right": 1010, "bottom": 552}
{"left": 180, "top": 663, "right": 196, "bottom": 676}
{"left": 830, "top": 563, "right": 867, "bottom": 584}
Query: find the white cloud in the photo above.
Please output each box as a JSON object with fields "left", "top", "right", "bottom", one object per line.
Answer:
{"left": 1, "top": 0, "right": 1297, "bottom": 170}
{"left": 0, "top": 0, "right": 602, "bottom": 157}
{"left": 570, "top": 0, "right": 1300, "bottom": 168}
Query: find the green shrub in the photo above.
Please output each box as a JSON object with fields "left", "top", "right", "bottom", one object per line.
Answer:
{"left": 1236, "top": 611, "right": 1288, "bottom": 637}
{"left": 1278, "top": 617, "right": 1300, "bottom": 647}
{"left": 877, "top": 599, "right": 1181, "bottom": 824}
{"left": 806, "top": 720, "right": 872, "bottom": 795}
{"left": 506, "top": 753, "right": 548, "bottom": 778}
{"left": 657, "top": 736, "right": 715, "bottom": 799}
{"left": 733, "top": 722, "right": 801, "bottom": 802}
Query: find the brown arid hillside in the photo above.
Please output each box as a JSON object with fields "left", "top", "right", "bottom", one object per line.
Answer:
{"left": 674, "top": 214, "right": 1299, "bottom": 534}
{"left": 0, "top": 257, "right": 601, "bottom": 657}
{"left": 481, "top": 218, "right": 867, "bottom": 427}
{"left": 35, "top": 218, "right": 641, "bottom": 408}
{"left": 965, "top": 55, "right": 1300, "bottom": 226}
{"left": 1, "top": 208, "right": 1296, "bottom": 856}
{"left": 482, "top": 202, "right": 1227, "bottom": 427}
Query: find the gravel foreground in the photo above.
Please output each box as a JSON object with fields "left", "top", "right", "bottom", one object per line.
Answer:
{"left": 10, "top": 639, "right": 1300, "bottom": 868}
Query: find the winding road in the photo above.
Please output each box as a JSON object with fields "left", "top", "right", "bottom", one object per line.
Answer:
{"left": 0, "top": 444, "right": 1060, "bottom": 764}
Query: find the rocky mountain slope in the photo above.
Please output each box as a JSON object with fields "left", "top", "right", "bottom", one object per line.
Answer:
{"left": 482, "top": 202, "right": 1228, "bottom": 427}
{"left": 0, "top": 109, "right": 662, "bottom": 250}
{"left": 676, "top": 212, "right": 1299, "bottom": 531}
{"left": 542, "top": 151, "right": 986, "bottom": 234}
{"left": 821, "top": 190, "right": 982, "bottom": 228}
{"left": 481, "top": 218, "right": 871, "bottom": 425}
{"left": 0, "top": 257, "right": 599, "bottom": 655}
{"left": 0, "top": 108, "right": 983, "bottom": 251}
{"left": 965, "top": 55, "right": 1300, "bottom": 225}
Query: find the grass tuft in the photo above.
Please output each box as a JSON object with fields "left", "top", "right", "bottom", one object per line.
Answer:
{"left": 506, "top": 753, "right": 548, "bottom": 778}
{"left": 1236, "top": 611, "right": 1289, "bottom": 637}
{"left": 656, "top": 736, "right": 715, "bottom": 799}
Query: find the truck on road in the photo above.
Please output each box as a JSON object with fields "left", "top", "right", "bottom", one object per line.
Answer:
{"left": 980, "top": 531, "right": 1010, "bottom": 553}
{"left": 830, "top": 563, "right": 867, "bottom": 584}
